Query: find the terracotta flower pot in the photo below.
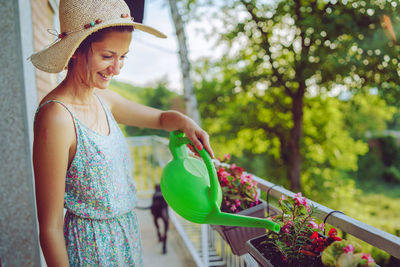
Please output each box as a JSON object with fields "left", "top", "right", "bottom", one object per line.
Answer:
{"left": 211, "top": 201, "right": 279, "bottom": 256}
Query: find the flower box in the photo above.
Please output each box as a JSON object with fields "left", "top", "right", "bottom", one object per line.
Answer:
{"left": 245, "top": 193, "right": 377, "bottom": 267}
{"left": 211, "top": 200, "right": 279, "bottom": 256}
{"left": 246, "top": 234, "right": 324, "bottom": 267}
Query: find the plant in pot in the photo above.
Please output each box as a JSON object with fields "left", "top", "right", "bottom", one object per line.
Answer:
{"left": 246, "top": 193, "right": 343, "bottom": 267}
{"left": 321, "top": 240, "right": 376, "bottom": 267}
{"left": 210, "top": 154, "right": 277, "bottom": 256}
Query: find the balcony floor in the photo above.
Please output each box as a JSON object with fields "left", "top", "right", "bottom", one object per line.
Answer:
{"left": 135, "top": 197, "right": 197, "bottom": 266}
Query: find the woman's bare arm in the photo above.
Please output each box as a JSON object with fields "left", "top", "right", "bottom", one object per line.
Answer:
{"left": 33, "top": 103, "right": 75, "bottom": 267}
{"left": 97, "top": 89, "right": 214, "bottom": 158}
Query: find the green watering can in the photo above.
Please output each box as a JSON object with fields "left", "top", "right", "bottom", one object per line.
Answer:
{"left": 160, "top": 131, "right": 280, "bottom": 232}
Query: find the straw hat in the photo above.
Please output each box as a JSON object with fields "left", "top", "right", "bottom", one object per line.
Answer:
{"left": 30, "top": 0, "right": 167, "bottom": 73}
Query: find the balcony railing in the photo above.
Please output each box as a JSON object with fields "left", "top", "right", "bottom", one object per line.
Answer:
{"left": 127, "top": 135, "right": 400, "bottom": 267}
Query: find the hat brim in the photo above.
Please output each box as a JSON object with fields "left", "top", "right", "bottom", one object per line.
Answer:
{"left": 30, "top": 18, "right": 167, "bottom": 73}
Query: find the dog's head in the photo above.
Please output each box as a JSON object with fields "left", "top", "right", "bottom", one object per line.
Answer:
{"left": 155, "top": 184, "right": 161, "bottom": 192}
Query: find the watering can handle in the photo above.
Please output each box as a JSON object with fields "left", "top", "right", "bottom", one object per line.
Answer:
{"left": 169, "top": 131, "right": 220, "bottom": 204}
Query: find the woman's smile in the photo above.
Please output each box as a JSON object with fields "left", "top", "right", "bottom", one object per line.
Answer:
{"left": 98, "top": 72, "right": 113, "bottom": 81}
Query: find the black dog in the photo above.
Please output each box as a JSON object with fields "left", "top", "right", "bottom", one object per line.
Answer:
{"left": 136, "top": 184, "right": 169, "bottom": 254}
{"left": 137, "top": 184, "right": 169, "bottom": 254}
{"left": 151, "top": 184, "right": 169, "bottom": 254}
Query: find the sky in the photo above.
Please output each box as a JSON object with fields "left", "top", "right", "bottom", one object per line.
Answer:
{"left": 117, "top": 0, "right": 220, "bottom": 93}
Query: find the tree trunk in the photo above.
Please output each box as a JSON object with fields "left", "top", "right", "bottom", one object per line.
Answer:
{"left": 168, "top": 0, "right": 201, "bottom": 125}
{"left": 288, "top": 87, "right": 305, "bottom": 191}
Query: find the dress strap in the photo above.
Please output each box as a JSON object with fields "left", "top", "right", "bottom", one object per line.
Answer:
{"left": 94, "top": 93, "right": 110, "bottom": 115}
{"left": 34, "top": 100, "right": 76, "bottom": 124}
{"left": 94, "top": 92, "right": 114, "bottom": 127}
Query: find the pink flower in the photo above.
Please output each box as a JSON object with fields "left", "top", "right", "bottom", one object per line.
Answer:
{"left": 308, "top": 220, "right": 318, "bottom": 229}
{"left": 282, "top": 225, "right": 290, "bottom": 233}
{"left": 224, "top": 154, "right": 231, "bottom": 161}
{"left": 235, "top": 199, "right": 241, "bottom": 207}
{"left": 293, "top": 192, "right": 311, "bottom": 211}
{"left": 343, "top": 244, "right": 354, "bottom": 254}
{"left": 230, "top": 205, "right": 237, "bottom": 211}
{"left": 279, "top": 195, "right": 287, "bottom": 205}
{"left": 281, "top": 220, "right": 294, "bottom": 234}
{"left": 217, "top": 168, "right": 230, "bottom": 179}
{"left": 293, "top": 192, "right": 303, "bottom": 206}
{"left": 361, "top": 253, "right": 375, "bottom": 265}
{"left": 318, "top": 223, "right": 325, "bottom": 231}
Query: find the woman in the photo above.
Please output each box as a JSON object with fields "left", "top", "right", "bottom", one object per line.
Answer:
{"left": 30, "top": 0, "right": 213, "bottom": 266}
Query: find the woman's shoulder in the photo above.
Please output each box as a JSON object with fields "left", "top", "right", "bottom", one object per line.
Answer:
{"left": 37, "top": 89, "right": 72, "bottom": 120}
{"left": 35, "top": 93, "right": 75, "bottom": 140}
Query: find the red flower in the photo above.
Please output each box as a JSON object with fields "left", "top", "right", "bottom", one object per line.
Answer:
{"left": 333, "top": 236, "right": 342, "bottom": 241}
{"left": 310, "top": 231, "right": 319, "bottom": 241}
{"left": 328, "top": 228, "right": 338, "bottom": 237}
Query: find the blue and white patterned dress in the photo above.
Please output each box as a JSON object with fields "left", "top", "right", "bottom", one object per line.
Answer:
{"left": 36, "top": 95, "right": 143, "bottom": 266}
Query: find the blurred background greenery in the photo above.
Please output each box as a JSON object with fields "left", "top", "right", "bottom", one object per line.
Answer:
{"left": 112, "top": 0, "right": 400, "bottom": 265}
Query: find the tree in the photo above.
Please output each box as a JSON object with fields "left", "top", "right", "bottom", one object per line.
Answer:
{"left": 192, "top": 0, "right": 400, "bottom": 190}
{"left": 168, "top": 0, "right": 201, "bottom": 124}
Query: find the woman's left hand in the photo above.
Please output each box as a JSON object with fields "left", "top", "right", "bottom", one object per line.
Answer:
{"left": 182, "top": 122, "right": 215, "bottom": 159}
{"left": 159, "top": 110, "right": 215, "bottom": 159}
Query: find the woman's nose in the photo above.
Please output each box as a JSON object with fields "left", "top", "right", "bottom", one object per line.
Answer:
{"left": 109, "top": 59, "right": 121, "bottom": 75}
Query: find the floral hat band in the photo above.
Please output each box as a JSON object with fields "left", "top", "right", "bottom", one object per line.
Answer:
{"left": 30, "top": 0, "right": 167, "bottom": 73}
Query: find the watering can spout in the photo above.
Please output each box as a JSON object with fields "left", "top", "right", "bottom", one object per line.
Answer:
{"left": 207, "top": 208, "right": 281, "bottom": 233}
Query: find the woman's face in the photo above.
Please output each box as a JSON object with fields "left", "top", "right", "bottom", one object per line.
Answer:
{"left": 75, "top": 30, "right": 132, "bottom": 89}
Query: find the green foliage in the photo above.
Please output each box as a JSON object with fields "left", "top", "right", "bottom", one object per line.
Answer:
{"left": 321, "top": 240, "right": 371, "bottom": 267}
{"left": 379, "top": 136, "right": 399, "bottom": 166}
{"left": 382, "top": 166, "right": 400, "bottom": 183}
{"left": 357, "top": 151, "right": 385, "bottom": 182}
{"left": 341, "top": 94, "right": 396, "bottom": 140}
{"left": 357, "top": 135, "right": 400, "bottom": 184}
